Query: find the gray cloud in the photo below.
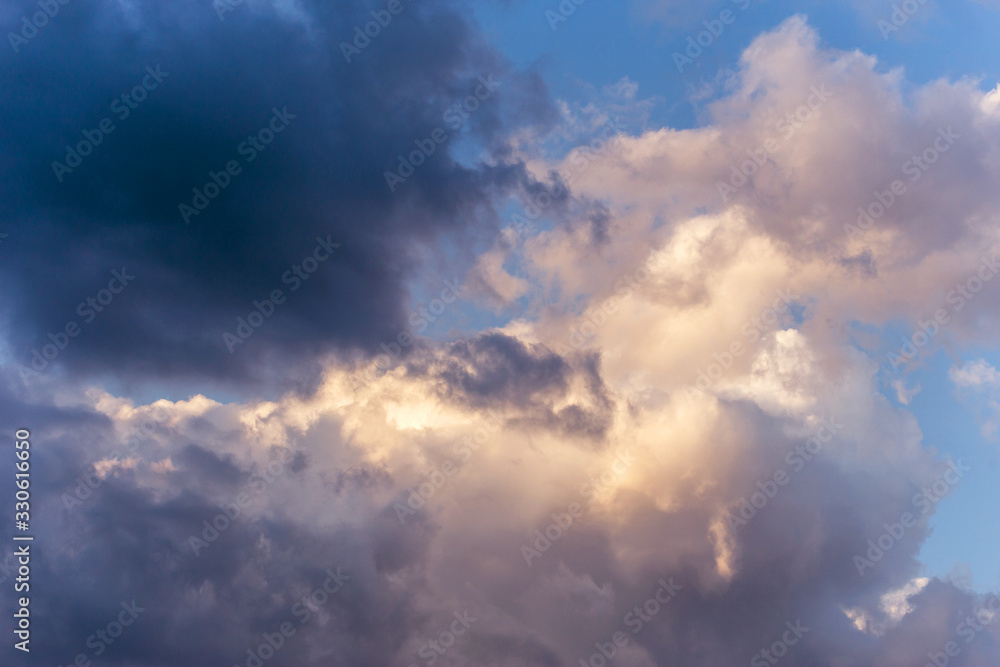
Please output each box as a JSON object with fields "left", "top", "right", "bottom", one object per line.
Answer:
{"left": 0, "top": 0, "right": 556, "bottom": 395}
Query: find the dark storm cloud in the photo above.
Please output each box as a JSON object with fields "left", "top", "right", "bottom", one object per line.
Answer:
{"left": 174, "top": 443, "right": 243, "bottom": 486}
{"left": 0, "top": 0, "right": 556, "bottom": 391}
{"left": 408, "top": 332, "right": 615, "bottom": 439}
{"left": 431, "top": 333, "right": 571, "bottom": 406}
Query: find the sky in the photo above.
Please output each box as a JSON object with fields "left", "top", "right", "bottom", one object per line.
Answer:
{"left": 1, "top": 0, "right": 1000, "bottom": 665}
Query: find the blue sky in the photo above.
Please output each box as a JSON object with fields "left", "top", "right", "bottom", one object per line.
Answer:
{"left": 901, "top": 348, "right": 1000, "bottom": 592}
{"left": 475, "top": 0, "right": 1000, "bottom": 133}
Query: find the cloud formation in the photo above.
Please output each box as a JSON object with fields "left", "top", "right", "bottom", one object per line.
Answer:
{"left": 0, "top": 0, "right": 555, "bottom": 391}
{"left": 1, "top": 9, "right": 999, "bottom": 667}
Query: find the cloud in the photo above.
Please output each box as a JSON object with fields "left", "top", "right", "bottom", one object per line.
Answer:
{"left": 0, "top": 0, "right": 557, "bottom": 393}
{"left": 950, "top": 359, "right": 1000, "bottom": 438}
{"left": 950, "top": 359, "right": 1000, "bottom": 389}
{"left": 1, "top": 12, "right": 999, "bottom": 667}
{"left": 0, "top": 323, "right": 995, "bottom": 665}
{"left": 892, "top": 379, "right": 922, "bottom": 405}
{"left": 514, "top": 15, "right": 1000, "bottom": 384}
